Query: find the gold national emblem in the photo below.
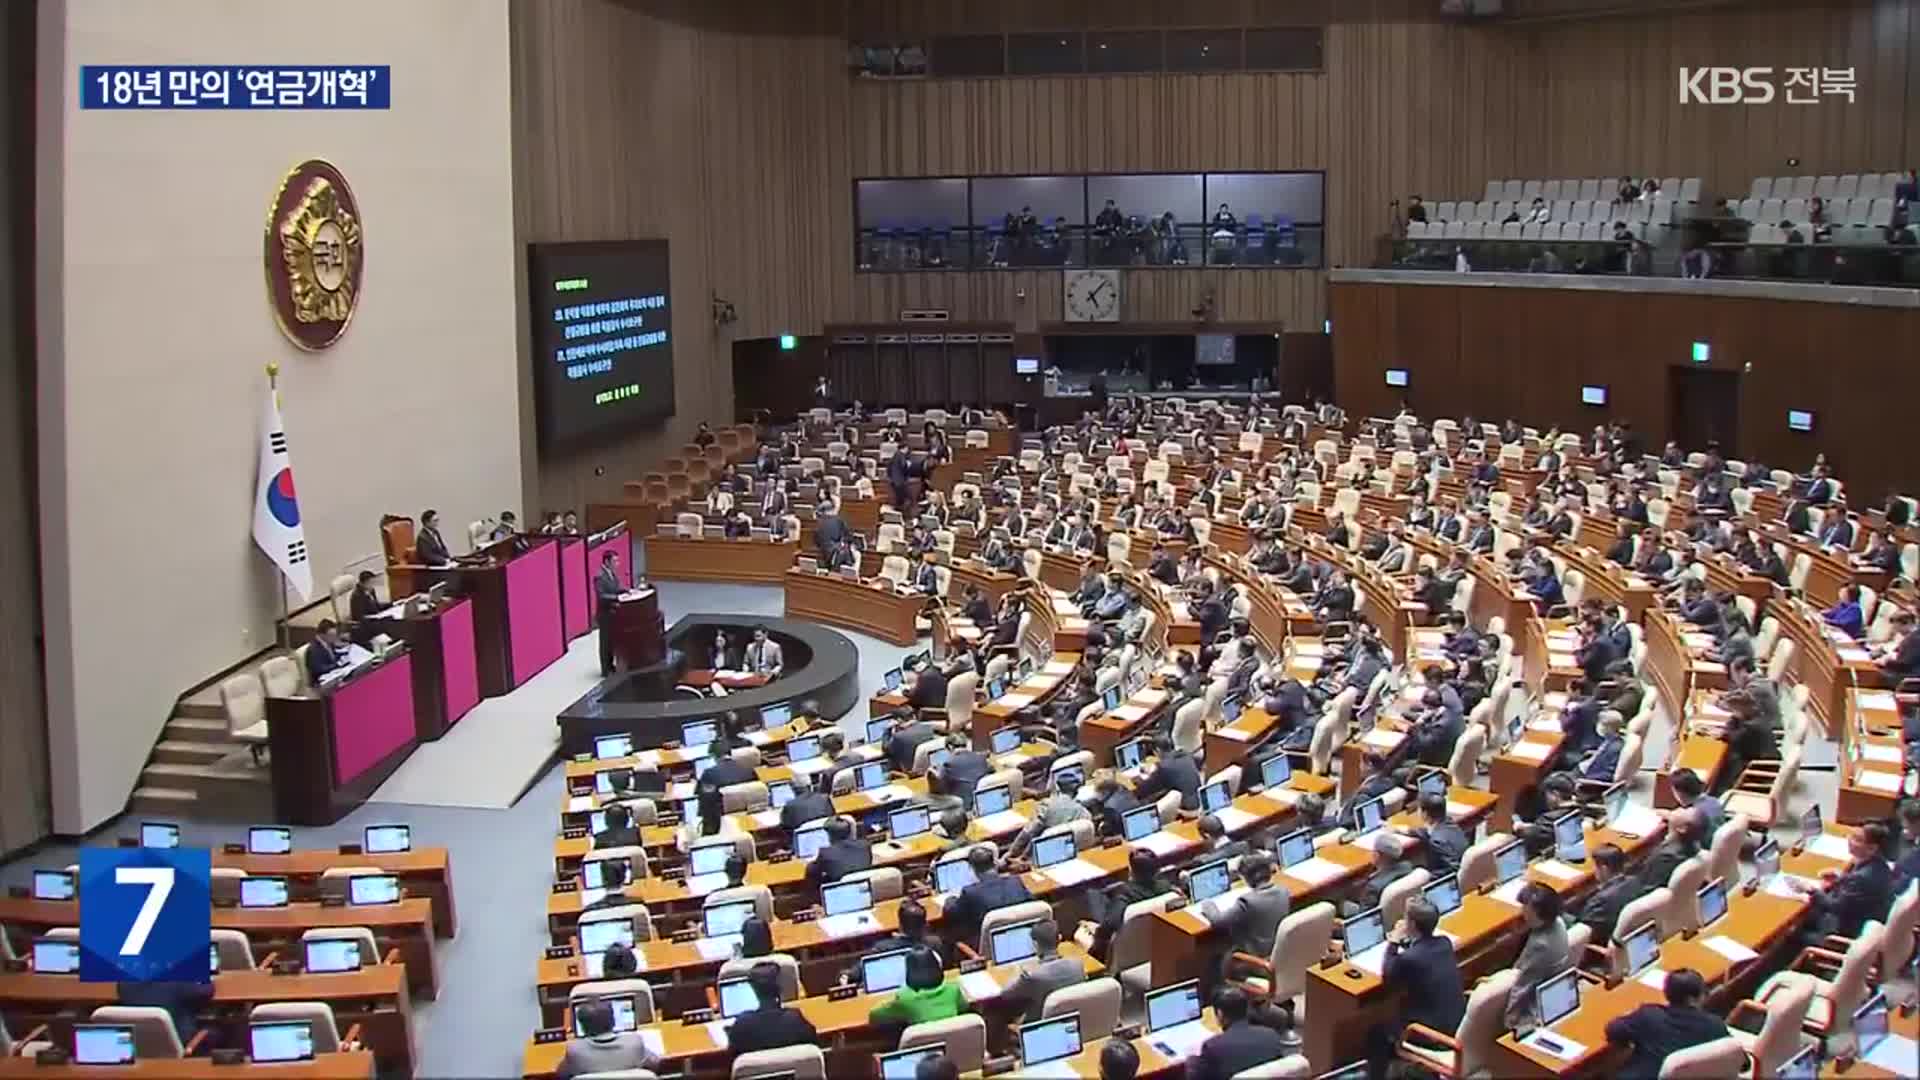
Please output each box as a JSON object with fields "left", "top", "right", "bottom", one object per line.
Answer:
{"left": 265, "top": 159, "right": 364, "bottom": 350}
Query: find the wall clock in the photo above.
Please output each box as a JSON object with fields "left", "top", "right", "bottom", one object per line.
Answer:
{"left": 1063, "top": 268, "right": 1121, "bottom": 322}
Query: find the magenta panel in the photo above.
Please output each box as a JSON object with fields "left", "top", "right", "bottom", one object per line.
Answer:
{"left": 504, "top": 541, "right": 564, "bottom": 687}
{"left": 331, "top": 654, "right": 416, "bottom": 786}
{"left": 438, "top": 598, "right": 481, "bottom": 726}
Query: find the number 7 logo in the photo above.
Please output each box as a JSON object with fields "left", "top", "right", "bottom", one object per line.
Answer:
{"left": 113, "top": 867, "right": 175, "bottom": 955}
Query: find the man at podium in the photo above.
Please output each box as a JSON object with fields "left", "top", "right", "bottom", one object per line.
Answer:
{"left": 306, "top": 620, "right": 350, "bottom": 683}
{"left": 415, "top": 509, "right": 452, "bottom": 566}
{"left": 595, "top": 551, "right": 622, "bottom": 677}
{"left": 744, "top": 626, "right": 784, "bottom": 678}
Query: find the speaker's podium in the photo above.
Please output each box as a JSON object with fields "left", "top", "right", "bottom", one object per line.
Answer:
{"left": 606, "top": 587, "right": 664, "bottom": 671}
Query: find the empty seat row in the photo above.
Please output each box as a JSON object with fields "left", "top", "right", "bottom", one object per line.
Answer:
{"left": 1408, "top": 219, "right": 1669, "bottom": 243}
{"left": 1431, "top": 198, "right": 1678, "bottom": 226}
{"left": 1748, "top": 172, "right": 1911, "bottom": 202}
{"left": 1733, "top": 195, "right": 1897, "bottom": 227}
{"left": 1746, "top": 223, "right": 1900, "bottom": 247}
{"left": 1480, "top": 177, "right": 1702, "bottom": 203}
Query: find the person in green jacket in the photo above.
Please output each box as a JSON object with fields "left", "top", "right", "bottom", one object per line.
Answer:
{"left": 868, "top": 946, "right": 968, "bottom": 1025}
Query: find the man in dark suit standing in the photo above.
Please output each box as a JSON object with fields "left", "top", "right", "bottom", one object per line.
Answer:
{"left": 1188, "top": 987, "right": 1292, "bottom": 1080}
{"left": 812, "top": 500, "right": 848, "bottom": 560}
{"left": 305, "top": 620, "right": 349, "bottom": 684}
{"left": 805, "top": 817, "right": 872, "bottom": 894}
{"left": 414, "top": 509, "right": 452, "bottom": 565}
{"left": 1366, "top": 897, "right": 1466, "bottom": 1080}
{"left": 887, "top": 448, "right": 914, "bottom": 513}
{"left": 595, "top": 551, "right": 623, "bottom": 677}
{"left": 726, "top": 962, "right": 818, "bottom": 1055}
{"left": 941, "top": 847, "right": 1031, "bottom": 951}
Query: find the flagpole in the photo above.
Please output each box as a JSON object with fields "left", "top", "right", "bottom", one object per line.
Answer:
{"left": 267, "top": 361, "right": 291, "bottom": 644}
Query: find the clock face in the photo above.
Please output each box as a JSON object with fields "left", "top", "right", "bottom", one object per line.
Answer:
{"left": 1064, "top": 269, "right": 1121, "bottom": 322}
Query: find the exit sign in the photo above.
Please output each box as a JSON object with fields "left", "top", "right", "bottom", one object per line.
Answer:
{"left": 779, "top": 334, "right": 797, "bottom": 351}
{"left": 1691, "top": 341, "right": 1710, "bottom": 364}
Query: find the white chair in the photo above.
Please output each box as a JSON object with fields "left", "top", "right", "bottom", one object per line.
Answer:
{"left": 732, "top": 1045, "right": 824, "bottom": 1080}
{"left": 1728, "top": 973, "right": 1816, "bottom": 1076}
{"left": 1229, "top": 902, "right": 1336, "bottom": 1008}
{"left": 1457, "top": 833, "right": 1513, "bottom": 894}
{"left": 1396, "top": 968, "right": 1517, "bottom": 1079}
{"left": 1171, "top": 698, "right": 1206, "bottom": 756}
{"left": 1379, "top": 868, "right": 1431, "bottom": 927}
{"left": 88, "top": 1007, "right": 188, "bottom": 1058}
{"left": 1707, "top": 813, "right": 1751, "bottom": 887}
{"left": 977, "top": 901, "right": 1054, "bottom": 959}
{"left": 259, "top": 655, "right": 301, "bottom": 698}
{"left": 249, "top": 1002, "right": 351, "bottom": 1053}
{"left": 1659, "top": 1037, "right": 1747, "bottom": 1078}
{"left": 1041, "top": 977, "right": 1122, "bottom": 1035}
{"left": 1662, "top": 856, "right": 1708, "bottom": 936}
{"left": 900, "top": 1015, "right": 986, "bottom": 1072}
{"left": 1112, "top": 892, "right": 1181, "bottom": 997}
{"left": 704, "top": 884, "right": 774, "bottom": 925}
{"left": 210, "top": 928, "right": 255, "bottom": 971}
{"left": 1229, "top": 1060, "right": 1312, "bottom": 1079}
{"left": 717, "top": 954, "right": 801, "bottom": 1002}
{"left": 220, "top": 673, "right": 271, "bottom": 761}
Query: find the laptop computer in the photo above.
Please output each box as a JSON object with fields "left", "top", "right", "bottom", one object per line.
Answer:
{"left": 768, "top": 780, "right": 795, "bottom": 809}
{"left": 794, "top": 823, "right": 832, "bottom": 861}
{"left": 1200, "top": 780, "right": 1233, "bottom": 814}
{"left": 889, "top": 804, "right": 932, "bottom": 841}
{"left": 879, "top": 1044, "right": 944, "bottom": 1080}
{"left": 1423, "top": 874, "right": 1463, "bottom": 917}
{"left": 1342, "top": 906, "right": 1388, "bottom": 967}
{"left": 866, "top": 717, "right": 896, "bottom": 744}
{"left": 1417, "top": 769, "right": 1448, "bottom": 800}
{"left": 1145, "top": 979, "right": 1204, "bottom": 1034}
{"left": 1222, "top": 695, "right": 1245, "bottom": 725}
{"left": 1775, "top": 1044, "right": 1818, "bottom": 1080}
{"left": 1121, "top": 804, "right": 1161, "bottom": 842}
{"left": 1187, "top": 859, "right": 1232, "bottom": 903}
{"left": 1102, "top": 686, "right": 1123, "bottom": 711}
{"left": 787, "top": 735, "right": 821, "bottom": 763}
{"left": 594, "top": 734, "right": 633, "bottom": 761}
{"left": 246, "top": 826, "right": 293, "bottom": 855}
{"left": 364, "top": 824, "right": 411, "bottom": 854}
{"left": 1798, "top": 804, "right": 1823, "bottom": 845}
{"left": 1552, "top": 811, "right": 1588, "bottom": 864}
{"left": 1049, "top": 762, "right": 1084, "bottom": 791}
{"left": 580, "top": 916, "right": 637, "bottom": 955}
{"left": 760, "top": 702, "right": 793, "bottom": 728}
{"left": 1620, "top": 920, "right": 1660, "bottom": 979}
{"left": 933, "top": 855, "right": 978, "bottom": 895}
{"left": 347, "top": 874, "right": 402, "bottom": 906}
{"left": 1493, "top": 840, "right": 1529, "bottom": 886}
{"left": 239, "top": 876, "right": 290, "bottom": 909}
{"left": 682, "top": 719, "right": 719, "bottom": 750}
{"left": 31, "top": 939, "right": 79, "bottom": 974}
{"left": 571, "top": 994, "right": 639, "bottom": 1035}
{"left": 1259, "top": 753, "right": 1293, "bottom": 790}
{"left": 140, "top": 822, "right": 180, "bottom": 849}
{"left": 1031, "top": 831, "right": 1077, "bottom": 870}
{"left": 32, "top": 869, "right": 75, "bottom": 901}
{"left": 883, "top": 668, "right": 904, "bottom": 692}
{"left": 990, "top": 919, "right": 1041, "bottom": 965}
{"left": 72, "top": 1025, "right": 136, "bottom": 1066}
{"left": 822, "top": 878, "right": 874, "bottom": 917}
{"left": 1114, "top": 738, "right": 1147, "bottom": 772}
{"left": 249, "top": 1021, "right": 315, "bottom": 1063}
{"left": 986, "top": 676, "right": 1009, "bottom": 700}
{"left": 1275, "top": 828, "right": 1315, "bottom": 870}
{"left": 862, "top": 948, "right": 911, "bottom": 994}
{"left": 990, "top": 728, "right": 1023, "bottom": 755}
{"left": 1696, "top": 878, "right": 1729, "bottom": 928}
{"left": 1018, "top": 1013, "right": 1083, "bottom": 1068}
{"left": 927, "top": 747, "right": 952, "bottom": 772}
{"left": 1353, "top": 796, "right": 1386, "bottom": 838}
{"left": 688, "top": 840, "right": 735, "bottom": 877}
{"left": 703, "top": 899, "right": 756, "bottom": 939}
{"left": 855, "top": 761, "right": 888, "bottom": 792}
{"left": 974, "top": 784, "right": 1014, "bottom": 817}
{"left": 717, "top": 977, "right": 760, "bottom": 1019}
{"left": 303, "top": 937, "right": 363, "bottom": 974}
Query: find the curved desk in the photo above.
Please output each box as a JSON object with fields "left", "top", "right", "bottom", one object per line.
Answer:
{"left": 783, "top": 568, "right": 921, "bottom": 646}
{"left": 553, "top": 615, "right": 861, "bottom": 755}
{"left": 642, "top": 534, "right": 797, "bottom": 584}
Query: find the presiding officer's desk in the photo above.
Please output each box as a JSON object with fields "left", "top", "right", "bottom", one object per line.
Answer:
{"left": 416, "top": 535, "right": 568, "bottom": 697}
{"left": 522, "top": 945, "right": 1102, "bottom": 1079}
{"left": 642, "top": 533, "right": 797, "bottom": 585}
{"left": 266, "top": 650, "right": 420, "bottom": 827}
{"left": 0, "top": 964, "right": 415, "bottom": 1076}
{"left": 356, "top": 594, "right": 482, "bottom": 741}
{"left": 0, "top": 1054, "right": 376, "bottom": 1079}
{"left": 783, "top": 567, "right": 922, "bottom": 646}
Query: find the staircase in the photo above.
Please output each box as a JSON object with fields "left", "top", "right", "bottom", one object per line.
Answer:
{"left": 126, "top": 661, "right": 279, "bottom": 821}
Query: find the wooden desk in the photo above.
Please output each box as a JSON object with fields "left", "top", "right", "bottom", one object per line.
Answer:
{"left": 1838, "top": 687, "right": 1908, "bottom": 823}
{"left": 362, "top": 596, "right": 481, "bottom": 741}
{"left": 522, "top": 946, "right": 1105, "bottom": 1078}
{"left": 1773, "top": 596, "right": 1884, "bottom": 747}
{"left": 267, "top": 652, "right": 420, "bottom": 827}
{"left": 1552, "top": 543, "right": 1657, "bottom": 624}
{"left": 784, "top": 570, "right": 921, "bottom": 646}
{"left": 1819, "top": 1001, "right": 1920, "bottom": 1078}
{"left": 1489, "top": 729, "right": 1563, "bottom": 833}
{"left": 0, "top": 965, "right": 414, "bottom": 1076}
{"left": 209, "top": 847, "right": 457, "bottom": 938}
{"left": 0, "top": 1055, "right": 375, "bottom": 1079}
{"left": 642, "top": 535, "right": 798, "bottom": 584}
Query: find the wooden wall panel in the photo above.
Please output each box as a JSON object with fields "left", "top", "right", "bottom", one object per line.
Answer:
{"left": 1332, "top": 279, "right": 1920, "bottom": 502}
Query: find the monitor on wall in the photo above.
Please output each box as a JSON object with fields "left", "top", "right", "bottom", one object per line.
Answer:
{"left": 1788, "top": 409, "right": 1814, "bottom": 432}
{"left": 1015, "top": 355, "right": 1040, "bottom": 375}
{"left": 527, "top": 240, "right": 675, "bottom": 448}
{"left": 1385, "top": 369, "right": 1409, "bottom": 387}
{"left": 1581, "top": 385, "right": 1607, "bottom": 406}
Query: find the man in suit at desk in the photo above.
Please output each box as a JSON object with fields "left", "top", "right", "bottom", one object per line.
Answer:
{"left": 1344, "top": 833, "right": 1415, "bottom": 917}
{"left": 779, "top": 774, "right": 833, "bottom": 834}
{"left": 1603, "top": 968, "right": 1728, "bottom": 1080}
{"left": 1401, "top": 793, "right": 1468, "bottom": 875}
{"left": 1876, "top": 610, "right": 1920, "bottom": 680}
{"left": 805, "top": 817, "right": 872, "bottom": 892}
{"left": 1002, "top": 917, "right": 1086, "bottom": 1023}
{"left": 1336, "top": 751, "right": 1399, "bottom": 831}
{"left": 699, "top": 732, "right": 756, "bottom": 791}
{"left": 1462, "top": 510, "right": 1496, "bottom": 554}
{"left": 942, "top": 847, "right": 1031, "bottom": 950}
{"left": 1503, "top": 884, "right": 1572, "bottom": 1029}
{"left": 825, "top": 533, "right": 860, "bottom": 573}
{"left": 812, "top": 500, "right": 848, "bottom": 560}
{"left": 557, "top": 996, "right": 661, "bottom": 1079}
{"left": 1136, "top": 736, "right": 1203, "bottom": 812}
{"left": 306, "top": 620, "right": 350, "bottom": 684}
{"left": 1203, "top": 853, "right": 1290, "bottom": 976}
{"left": 744, "top": 626, "right": 783, "bottom": 678}
{"left": 1572, "top": 843, "right": 1636, "bottom": 943}
{"left": 1634, "top": 807, "right": 1703, "bottom": 893}
{"left": 1819, "top": 507, "right": 1858, "bottom": 550}
{"left": 1189, "top": 987, "right": 1292, "bottom": 1080}
{"left": 1790, "top": 821, "right": 1898, "bottom": 938}
{"left": 726, "top": 962, "right": 819, "bottom": 1056}
{"left": 591, "top": 803, "right": 642, "bottom": 850}
{"left": 1574, "top": 710, "right": 1626, "bottom": 785}
{"left": 885, "top": 711, "right": 940, "bottom": 773}
{"left": 1365, "top": 896, "right": 1465, "bottom": 1080}
{"left": 414, "top": 509, "right": 452, "bottom": 566}
{"left": 931, "top": 734, "right": 992, "bottom": 809}
{"left": 349, "top": 570, "right": 383, "bottom": 622}
{"left": 595, "top": 551, "right": 623, "bottom": 677}
{"left": 907, "top": 661, "right": 949, "bottom": 711}
{"left": 911, "top": 552, "right": 942, "bottom": 596}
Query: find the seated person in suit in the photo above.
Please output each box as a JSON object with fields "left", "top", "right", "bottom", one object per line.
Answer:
{"left": 1673, "top": 578, "right": 1722, "bottom": 632}
{"left": 1574, "top": 709, "right": 1627, "bottom": 785}
{"left": 1788, "top": 821, "right": 1898, "bottom": 938}
{"left": 1134, "top": 736, "right": 1203, "bottom": 812}
{"left": 930, "top": 734, "right": 992, "bottom": 809}
{"left": 305, "top": 619, "right": 351, "bottom": 683}
{"left": 413, "top": 508, "right": 452, "bottom": 565}
{"left": 1001, "top": 917, "right": 1086, "bottom": 1023}
{"left": 742, "top": 626, "right": 784, "bottom": 677}
{"left": 1895, "top": 799, "right": 1920, "bottom": 889}
{"left": 884, "top": 710, "right": 940, "bottom": 773}
{"left": 1007, "top": 773, "right": 1092, "bottom": 859}
{"left": 727, "top": 961, "right": 818, "bottom": 1055}
{"left": 1194, "top": 815, "right": 1249, "bottom": 863}
{"left": 1204, "top": 853, "right": 1290, "bottom": 978}
{"left": 804, "top": 817, "right": 872, "bottom": 892}
{"left": 590, "top": 802, "right": 641, "bottom": 850}
{"left": 1335, "top": 751, "right": 1399, "bottom": 831}
{"left": 1400, "top": 792, "right": 1468, "bottom": 875}
{"left": 1089, "top": 777, "right": 1144, "bottom": 840}
{"left": 1189, "top": 987, "right": 1293, "bottom": 1080}
{"left": 906, "top": 660, "right": 950, "bottom": 710}
{"left": 1603, "top": 968, "right": 1729, "bottom": 1080}
{"left": 912, "top": 552, "right": 942, "bottom": 596}
{"left": 1084, "top": 850, "right": 1169, "bottom": 960}
{"left": 1825, "top": 584, "right": 1868, "bottom": 639}
{"left": 1365, "top": 896, "right": 1466, "bottom": 1080}
{"left": 778, "top": 773, "right": 834, "bottom": 833}
{"left": 1633, "top": 806, "right": 1704, "bottom": 893}
{"left": 1666, "top": 768, "right": 1724, "bottom": 833}
{"left": 1572, "top": 843, "right": 1636, "bottom": 943}
{"left": 699, "top": 731, "right": 757, "bottom": 791}
{"left": 1876, "top": 610, "right": 1920, "bottom": 681}
{"left": 1503, "top": 883, "right": 1572, "bottom": 1029}
{"left": 941, "top": 846, "right": 1032, "bottom": 950}
{"left": 1291, "top": 792, "right": 1341, "bottom": 838}
{"left": 861, "top": 897, "right": 935, "bottom": 964}
{"left": 558, "top": 996, "right": 661, "bottom": 1079}
{"left": 348, "top": 571, "right": 383, "bottom": 622}
{"left": 1342, "top": 832, "right": 1414, "bottom": 917}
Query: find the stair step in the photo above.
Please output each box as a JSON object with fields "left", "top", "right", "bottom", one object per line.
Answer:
{"left": 128, "top": 786, "right": 198, "bottom": 810}
{"left": 174, "top": 701, "right": 228, "bottom": 721}
{"left": 153, "top": 739, "right": 233, "bottom": 765}
{"left": 141, "top": 761, "right": 270, "bottom": 784}
{"left": 165, "top": 716, "right": 231, "bottom": 738}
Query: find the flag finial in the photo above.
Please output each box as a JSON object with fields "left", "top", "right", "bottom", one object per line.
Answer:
{"left": 265, "top": 361, "right": 280, "bottom": 387}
